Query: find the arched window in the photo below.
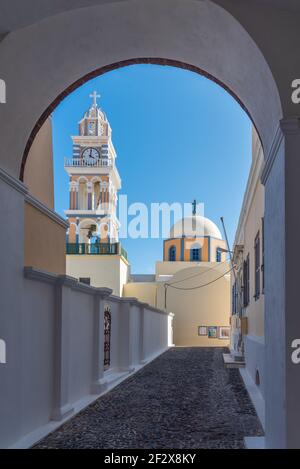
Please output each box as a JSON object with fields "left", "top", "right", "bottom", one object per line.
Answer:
{"left": 169, "top": 245, "right": 176, "bottom": 261}
{"left": 93, "top": 180, "right": 100, "bottom": 209}
{"left": 78, "top": 180, "right": 87, "bottom": 209}
{"left": 216, "top": 248, "right": 222, "bottom": 262}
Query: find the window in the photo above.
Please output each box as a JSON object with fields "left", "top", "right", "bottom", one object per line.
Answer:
{"left": 79, "top": 277, "right": 90, "bottom": 285}
{"left": 254, "top": 232, "right": 260, "bottom": 300}
{"left": 261, "top": 217, "right": 265, "bottom": 293}
{"left": 243, "top": 254, "right": 250, "bottom": 307}
{"left": 191, "top": 248, "right": 200, "bottom": 261}
{"left": 232, "top": 283, "right": 237, "bottom": 314}
{"left": 169, "top": 246, "right": 176, "bottom": 261}
{"left": 104, "top": 308, "right": 111, "bottom": 369}
{"left": 216, "top": 248, "right": 222, "bottom": 262}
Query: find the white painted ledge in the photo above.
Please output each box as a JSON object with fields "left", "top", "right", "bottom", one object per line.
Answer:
{"left": 244, "top": 436, "right": 266, "bottom": 449}
{"left": 0, "top": 166, "right": 27, "bottom": 195}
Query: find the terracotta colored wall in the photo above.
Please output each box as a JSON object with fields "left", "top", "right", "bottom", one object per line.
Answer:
{"left": 164, "top": 239, "right": 182, "bottom": 261}
{"left": 210, "top": 238, "right": 227, "bottom": 262}
{"left": 183, "top": 237, "right": 209, "bottom": 261}
{"left": 24, "top": 202, "right": 66, "bottom": 274}
{"left": 68, "top": 218, "right": 77, "bottom": 243}
{"left": 23, "top": 117, "right": 54, "bottom": 210}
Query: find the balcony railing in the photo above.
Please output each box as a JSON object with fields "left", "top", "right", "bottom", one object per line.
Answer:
{"left": 66, "top": 242, "right": 128, "bottom": 260}
{"left": 64, "top": 158, "right": 112, "bottom": 168}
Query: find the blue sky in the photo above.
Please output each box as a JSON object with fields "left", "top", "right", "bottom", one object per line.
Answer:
{"left": 52, "top": 64, "right": 252, "bottom": 273}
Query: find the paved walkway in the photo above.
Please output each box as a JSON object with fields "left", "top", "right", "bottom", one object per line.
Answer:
{"left": 34, "top": 348, "right": 263, "bottom": 449}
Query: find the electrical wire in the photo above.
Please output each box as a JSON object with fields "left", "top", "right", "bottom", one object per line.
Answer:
{"left": 165, "top": 266, "right": 234, "bottom": 291}
{"left": 166, "top": 259, "right": 231, "bottom": 286}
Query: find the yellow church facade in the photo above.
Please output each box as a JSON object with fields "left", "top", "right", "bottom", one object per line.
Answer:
{"left": 124, "top": 216, "right": 231, "bottom": 347}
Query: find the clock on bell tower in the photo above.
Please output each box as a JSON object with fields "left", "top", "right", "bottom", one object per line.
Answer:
{"left": 64, "top": 91, "right": 121, "bottom": 248}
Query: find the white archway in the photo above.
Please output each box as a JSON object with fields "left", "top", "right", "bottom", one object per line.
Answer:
{"left": 0, "top": 0, "right": 282, "bottom": 179}
{"left": 1, "top": 0, "right": 300, "bottom": 450}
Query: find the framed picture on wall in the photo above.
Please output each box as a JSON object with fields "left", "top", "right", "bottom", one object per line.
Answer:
{"left": 208, "top": 326, "right": 218, "bottom": 338}
{"left": 198, "top": 326, "right": 207, "bottom": 336}
{"left": 219, "top": 326, "right": 230, "bottom": 339}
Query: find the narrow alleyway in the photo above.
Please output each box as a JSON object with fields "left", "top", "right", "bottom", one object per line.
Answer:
{"left": 34, "top": 348, "right": 263, "bottom": 449}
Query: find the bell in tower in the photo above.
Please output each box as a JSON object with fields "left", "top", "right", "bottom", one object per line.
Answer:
{"left": 64, "top": 92, "right": 122, "bottom": 249}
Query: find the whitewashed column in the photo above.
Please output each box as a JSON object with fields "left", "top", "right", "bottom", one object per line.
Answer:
{"left": 87, "top": 181, "right": 93, "bottom": 210}
{"left": 139, "top": 302, "right": 148, "bottom": 364}
{"left": 118, "top": 298, "right": 137, "bottom": 372}
{"left": 168, "top": 313, "right": 175, "bottom": 347}
{"left": 91, "top": 288, "right": 112, "bottom": 394}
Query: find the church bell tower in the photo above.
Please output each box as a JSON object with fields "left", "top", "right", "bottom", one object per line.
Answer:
{"left": 65, "top": 92, "right": 121, "bottom": 250}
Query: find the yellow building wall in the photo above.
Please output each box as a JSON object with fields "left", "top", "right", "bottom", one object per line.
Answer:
{"left": 128, "top": 262, "right": 230, "bottom": 347}
{"left": 23, "top": 117, "right": 54, "bottom": 210}
{"left": 123, "top": 282, "right": 157, "bottom": 306}
{"left": 157, "top": 264, "right": 230, "bottom": 346}
{"left": 243, "top": 180, "right": 265, "bottom": 337}
{"left": 24, "top": 201, "right": 66, "bottom": 275}
{"left": 231, "top": 128, "right": 265, "bottom": 339}
{"left": 23, "top": 117, "right": 67, "bottom": 275}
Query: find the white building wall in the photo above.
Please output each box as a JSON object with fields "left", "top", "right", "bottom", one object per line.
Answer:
{"left": 105, "top": 299, "right": 121, "bottom": 371}
{"left": 21, "top": 278, "right": 55, "bottom": 438}
{"left": 244, "top": 335, "right": 266, "bottom": 399}
{"left": 130, "top": 305, "right": 141, "bottom": 367}
{"left": 68, "top": 291, "right": 94, "bottom": 404}
{"left": 0, "top": 265, "right": 172, "bottom": 449}
{"left": 144, "top": 309, "right": 168, "bottom": 360}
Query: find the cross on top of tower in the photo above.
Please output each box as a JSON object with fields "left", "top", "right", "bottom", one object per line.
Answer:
{"left": 89, "top": 91, "right": 100, "bottom": 108}
{"left": 192, "top": 199, "right": 197, "bottom": 216}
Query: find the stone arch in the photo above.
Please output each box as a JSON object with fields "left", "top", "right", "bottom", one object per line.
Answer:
{"left": 78, "top": 218, "right": 97, "bottom": 243}
{"left": 0, "top": 0, "right": 283, "bottom": 179}
{"left": 169, "top": 245, "right": 177, "bottom": 262}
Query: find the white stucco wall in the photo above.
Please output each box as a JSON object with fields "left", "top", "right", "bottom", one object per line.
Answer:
{"left": 66, "top": 254, "right": 129, "bottom": 296}
{"left": 0, "top": 264, "right": 172, "bottom": 448}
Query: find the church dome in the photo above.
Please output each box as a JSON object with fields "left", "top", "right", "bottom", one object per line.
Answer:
{"left": 169, "top": 216, "right": 222, "bottom": 239}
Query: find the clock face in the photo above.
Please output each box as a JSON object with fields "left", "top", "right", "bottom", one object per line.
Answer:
{"left": 82, "top": 147, "right": 100, "bottom": 161}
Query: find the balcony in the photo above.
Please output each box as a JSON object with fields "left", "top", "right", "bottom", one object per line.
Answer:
{"left": 66, "top": 242, "right": 128, "bottom": 260}
{"left": 64, "top": 157, "right": 112, "bottom": 168}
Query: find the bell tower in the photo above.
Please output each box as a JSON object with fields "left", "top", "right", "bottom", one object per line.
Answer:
{"left": 65, "top": 92, "right": 121, "bottom": 249}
